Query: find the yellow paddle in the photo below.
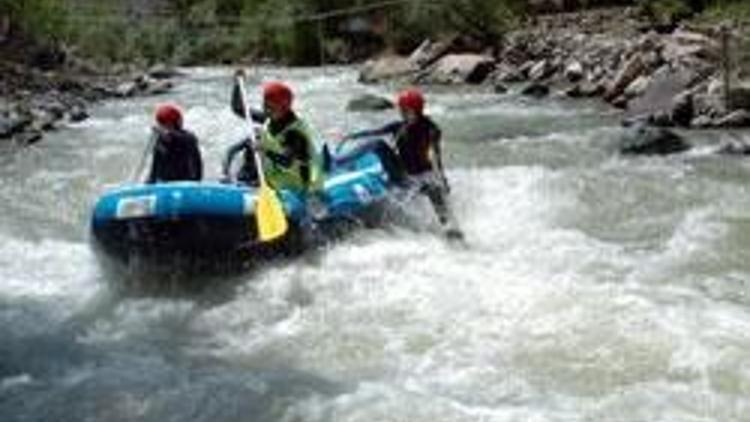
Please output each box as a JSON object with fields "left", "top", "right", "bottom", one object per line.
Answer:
{"left": 236, "top": 75, "right": 289, "bottom": 242}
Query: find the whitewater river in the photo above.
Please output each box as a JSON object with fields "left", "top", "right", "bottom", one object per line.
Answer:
{"left": 2, "top": 67, "right": 750, "bottom": 421}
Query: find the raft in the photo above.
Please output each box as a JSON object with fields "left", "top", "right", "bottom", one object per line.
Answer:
{"left": 91, "top": 149, "right": 392, "bottom": 264}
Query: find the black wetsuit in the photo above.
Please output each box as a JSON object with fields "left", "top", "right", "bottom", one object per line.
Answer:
{"left": 147, "top": 128, "right": 202, "bottom": 183}
{"left": 347, "top": 116, "right": 455, "bottom": 226}
{"left": 348, "top": 116, "right": 442, "bottom": 176}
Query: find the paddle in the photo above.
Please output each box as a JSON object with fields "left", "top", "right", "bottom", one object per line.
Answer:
{"left": 236, "top": 74, "right": 289, "bottom": 242}
{"left": 130, "top": 128, "right": 158, "bottom": 183}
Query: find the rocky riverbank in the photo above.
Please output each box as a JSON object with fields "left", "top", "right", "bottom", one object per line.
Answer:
{"left": 0, "top": 40, "right": 181, "bottom": 147}
{"left": 359, "top": 7, "right": 750, "bottom": 139}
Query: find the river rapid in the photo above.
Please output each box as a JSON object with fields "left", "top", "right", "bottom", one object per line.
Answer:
{"left": 2, "top": 67, "right": 750, "bottom": 421}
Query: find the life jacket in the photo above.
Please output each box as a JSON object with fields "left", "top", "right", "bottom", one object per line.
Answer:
{"left": 259, "top": 118, "right": 324, "bottom": 193}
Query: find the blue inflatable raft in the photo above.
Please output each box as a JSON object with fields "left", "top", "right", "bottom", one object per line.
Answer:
{"left": 91, "top": 149, "right": 393, "bottom": 263}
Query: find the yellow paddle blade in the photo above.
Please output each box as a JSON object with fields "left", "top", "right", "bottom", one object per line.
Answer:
{"left": 255, "top": 183, "right": 289, "bottom": 242}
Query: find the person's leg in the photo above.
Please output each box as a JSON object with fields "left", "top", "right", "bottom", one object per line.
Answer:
{"left": 423, "top": 184, "right": 451, "bottom": 225}
{"left": 421, "top": 177, "right": 464, "bottom": 240}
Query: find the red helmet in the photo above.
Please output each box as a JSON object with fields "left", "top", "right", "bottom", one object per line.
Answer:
{"left": 155, "top": 103, "right": 183, "bottom": 128}
{"left": 397, "top": 88, "right": 425, "bottom": 114}
{"left": 262, "top": 81, "right": 293, "bottom": 112}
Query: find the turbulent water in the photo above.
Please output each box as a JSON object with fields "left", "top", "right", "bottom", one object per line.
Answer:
{"left": 2, "top": 67, "right": 750, "bottom": 421}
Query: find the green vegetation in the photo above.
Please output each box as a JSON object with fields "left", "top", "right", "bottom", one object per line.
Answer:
{"left": 700, "top": 0, "right": 750, "bottom": 24}
{"left": 1, "top": 0, "right": 529, "bottom": 66}
{"left": 2, "top": 0, "right": 748, "bottom": 67}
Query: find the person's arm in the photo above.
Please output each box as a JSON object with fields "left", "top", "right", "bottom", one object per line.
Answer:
{"left": 222, "top": 138, "right": 249, "bottom": 178}
{"left": 346, "top": 121, "right": 401, "bottom": 140}
{"left": 231, "top": 83, "right": 266, "bottom": 122}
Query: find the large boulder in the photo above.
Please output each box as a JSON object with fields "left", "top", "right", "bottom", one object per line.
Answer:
{"left": 359, "top": 55, "right": 418, "bottom": 84}
{"left": 408, "top": 39, "right": 453, "bottom": 69}
{"left": 604, "top": 54, "right": 646, "bottom": 102}
{"left": 619, "top": 121, "right": 690, "bottom": 155}
{"left": 626, "top": 66, "right": 696, "bottom": 125}
{"left": 423, "top": 54, "right": 495, "bottom": 85}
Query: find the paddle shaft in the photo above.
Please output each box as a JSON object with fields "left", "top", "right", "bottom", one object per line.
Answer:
{"left": 131, "top": 130, "right": 158, "bottom": 183}
{"left": 236, "top": 76, "right": 268, "bottom": 187}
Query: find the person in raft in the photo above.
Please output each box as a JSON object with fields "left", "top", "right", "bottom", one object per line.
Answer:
{"left": 222, "top": 70, "right": 326, "bottom": 216}
{"left": 340, "top": 88, "right": 463, "bottom": 239}
{"left": 146, "top": 103, "right": 203, "bottom": 183}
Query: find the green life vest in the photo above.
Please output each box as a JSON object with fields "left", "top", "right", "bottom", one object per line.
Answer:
{"left": 259, "top": 118, "right": 324, "bottom": 193}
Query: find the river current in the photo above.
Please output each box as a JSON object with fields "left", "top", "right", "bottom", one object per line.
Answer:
{"left": 2, "top": 67, "right": 750, "bottom": 421}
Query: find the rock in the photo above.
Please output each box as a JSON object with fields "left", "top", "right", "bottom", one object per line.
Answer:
{"left": 619, "top": 121, "right": 690, "bottom": 155}
{"left": 670, "top": 91, "right": 694, "bottom": 127}
{"left": 521, "top": 83, "right": 550, "bottom": 98}
{"left": 14, "top": 130, "right": 43, "bottom": 145}
{"left": 627, "top": 66, "right": 696, "bottom": 120}
{"left": 529, "top": 59, "right": 554, "bottom": 81}
{"left": 604, "top": 54, "right": 646, "bottom": 102}
{"left": 408, "top": 39, "right": 452, "bottom": 69}
{"left": 359, "top": 56, "right": 419, "bottom": 84}
{"left": 564, "top": 60, "right": 584, "bottom": 82}
{"left": 624, "top": 75, "right": 651, "bottom": 98}
{"left": 0, "top": 112, "right": 32, "bottom": 138}
{"left": 493, "top": 63, "right": 526, "bottom": 83}
{"left": 148, "top": 64, "right": 184, "bottom": 80}
{"left": 30, "top": 109, "right": 57, "bottom": 132}
{"left": 611, "top": 95, "right": 629, "bottom": 109}
{"left": 68, "top": 106, "right": 89, "bottom": 123}
{"left": 145, "top": 79, "right": 173, "bottom": 96}
{"left": 690, "top": 115, "right": 714, "bottom": 128}
{"left": 718, "top": 140, "right": 750, "bottom": 155}
{"left": 714, "top": 109, "right": 750, "bottom": 128}
{"left": 494, "top": 84, "right": 509, "bottom": 94}
{"left": 425, "top": 54, "right": 496, "bottom": 84}
{"left": 115, "top": 81, "right": 137, "bottom": 98}
{"left": 518, "top": 60, "right": 537, "bottom": 79}
{"left": 663, "top": 29, "right": 719, "bottom": 63}
{"left": 346, "top": 94, "right": 394, "bottom": 112}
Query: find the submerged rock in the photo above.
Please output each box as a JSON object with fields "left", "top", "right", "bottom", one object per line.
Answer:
{"left": 619, "top": 121, "right": 690, "bottom": 155}
{"left": 521, "top": 83, "right": 551, "bottom": 98}
{"left": 346, "top": 94, "right": 394, "bottom": 112}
